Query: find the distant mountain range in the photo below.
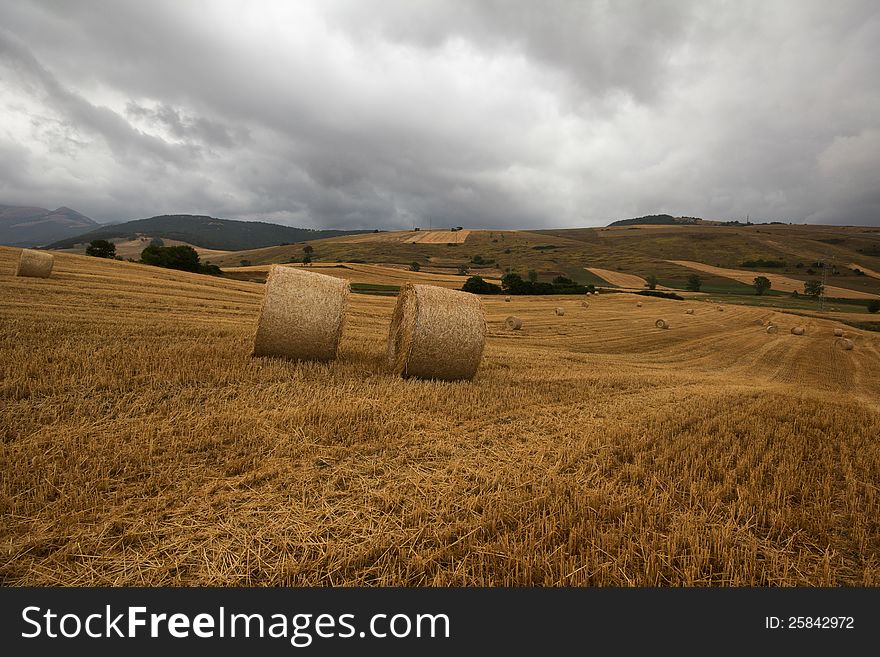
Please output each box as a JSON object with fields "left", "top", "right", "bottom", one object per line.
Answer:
{"left": 0, "top": 204, "right": 99, "bottom": 247}
{"left": 47, "top": 214, "right": 374, "bottom": 251}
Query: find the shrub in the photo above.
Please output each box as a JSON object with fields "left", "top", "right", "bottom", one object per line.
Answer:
{"left": 141, "top": 245, "right": 201, "bottom": 272}
{"left": 804, "top": 279, "right": 824, "bottom": 298}
{"left": 85, "top": 239, "right": 116, "bottom": 258}
{"left": 636, "top": 290, "right": 683, "bottom": 300}
{"left": 409, "top": 261, "right": 421, "bottom": 272}
{"left": 868, "top": 300, "right": 880, "bottom": 314}
{"left": 685, "top": 274, "right": 702, "bottom": 292}
{"left": 645, "top": 274, "right": 658, "bottom": 290}
{"left": 457, "top": 264, "right": 470, "bottom": 276}
{"left": 461, "top": 276, "right": 502, "bottom": 294}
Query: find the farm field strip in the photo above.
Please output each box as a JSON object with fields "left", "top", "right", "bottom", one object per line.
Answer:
{"left": 669, "top": 260, "right": 879, "bottom": 300}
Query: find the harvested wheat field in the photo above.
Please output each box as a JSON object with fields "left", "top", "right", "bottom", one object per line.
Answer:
{"left": 2, "top": 246, "right": 879, "bottom": 586}
{"left": 585, "top": 267, "right": 672, "bottom": 290}
{"left": 669, "top": 260, "right": 880, "bottom": 300}
{"left": 329, "top": 229, "right": 472, "bottom": 244}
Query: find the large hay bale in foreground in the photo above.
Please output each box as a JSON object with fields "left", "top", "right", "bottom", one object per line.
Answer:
{"left": 388, "top": 283, "right": 486, "bottom": 381}
{"left": 505, "top": 315, "right": 523, "bottom": 330}
{"left": 655, "top": 319, "right": 669, "bottom": 329}
{"left": 766, "top": 325, "right": 778, "bottom": 334}
{"left": 838, "top": 338, "right": 854, "bottom": 351}
{"left": 791, "top": 326, "right": 805, "bottom": 335}
{"left": 555, "top": 307, "right": 565, "bottom": 316}
{"left": 833, "top": 328, "right": 844, "bottom": 337}
{"left": 16, "top": 249, "right": 54, "bottom": 278}
{"left": 252, "top": 265, "right": 349, "bottom": 361}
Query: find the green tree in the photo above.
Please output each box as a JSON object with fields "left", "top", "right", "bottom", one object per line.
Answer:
{"left": 471, "top": 254, "right": 485, "bottom": 265}
{"left": 457, "top": 263, "right": 470, "bottom": 276}
{"left": 645, "top": 274, "right": 658, "bottom": 290}
{"left": 141, "top": 245, "right": 201, "bottom": 272}
{"left": 753, "top": 276, "right": 772, "bottom": 295}
{"left": 240, "top": 259, "right": 252, "bottom": 267}
{"left": 303, "top": 244, "right": 314, "bottom": 255}
{"left": 302, "top": 254, "right": 312, "bottom": 266}
{"left": 527, "top": 270, "right": 538, "bottom": 283}
{"left": 685, "top": 274, "right": 702, "bottom": 292}
{"left": 804, "top": 279, "right": 824, "bottom": 298}
{"left": 85, "top": 239, "right": 116, "bottom": 258}
{"left": 867, "top": 299, "right": 879, "bottom": 313}
{"left": 409, "top": 261, "right": 421, "bottom": 272}
{"left": 461, "top": 276, "right": 502, "bottom": 294}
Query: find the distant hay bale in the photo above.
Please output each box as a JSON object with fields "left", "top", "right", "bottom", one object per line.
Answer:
{"left": 16, "top": 249, "right": 54, "bottom": 278}
{"left": 755, "top": 319, "right": 764, "bottom": 326}
{"left": 766, "top": 325, "right": 778, "bottom": 334}
{"left": 581, "top": 300, "right": 589, "bottom": 308}
{"left": 505, "top": 295, "right": 511, "bottom": 302}
{"left": 555, "top": 307, "right": 565, "bottom": 316}
{"left": 252, "top": 265, "right": 349, "bottom": 361}
{"left": 636, "top": 301, "right": 643, "bottom": 307}
{"left": 655, "top": 319, "right": 669, "bottom": 329}
{"left": 717, "top": 306, "right": 724, "bottom": 312}
{"left": 505, "top": 315, "right": 523, "bottom": 330}
{"left": 791, "top": 326, "right": 805, "bottom": 335}
{"left": 387, "top": 283, "right": 486, "bottom": 381}
{"left": 685, "top": 309, "right": 694, "bottom": 314}
{"left": 833, "top": 328, "right": 844, "bottom": 337}
{"left": 838, "top": 338, "right": 854, "bottom": 351}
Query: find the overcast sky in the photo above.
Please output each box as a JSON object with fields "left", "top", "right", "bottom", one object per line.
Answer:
{"left": 1, "top": 1, "right": 878, "bottom": 228}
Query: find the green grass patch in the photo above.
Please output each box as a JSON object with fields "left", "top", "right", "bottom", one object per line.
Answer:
{"left": 350, "top": 283, "right": 400, "bottom": 296}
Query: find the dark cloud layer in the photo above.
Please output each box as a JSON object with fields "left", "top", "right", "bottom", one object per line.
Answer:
{"left": 0, "top": 1, "right": 878, "bottom": 227}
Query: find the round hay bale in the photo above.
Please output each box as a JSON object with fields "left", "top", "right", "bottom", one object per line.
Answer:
{"left": 387, "top": 283, "right": 486, "bottom": 381}
{"left": 252, "top": 265, "right": 349, "bottom": 361}
{"left": 754, "top": 319, "right": 764, "bottom": 326}
{"left": 505, "top": 295, "right": 511, "bottom": 302}
{"left": 717, "top": 306, "right": 724, "bottom": 312}
{"left": 766, "top": 325, "right": 778, "bottom": 334}
{"left": 791, "top": 326, "right": 805, "bottom": 335}
{"left": 655, "top": 319, "right": 669, "bottom": 329}
{"left": 838, "top": 338, "right": 854, "bottom": 351}
{"left": 833, "top": 328, "right": 844, "bottom": 337}
{"left": 555, "top": 307, "right": 565, "bottom": 316}
{"left": 16, "top": 249, "right": 54, "bottom": 278}
{"left": 685, "top": 309, "right": 694, "bottom": 314}
{"left": 636, "top": 301, "right": 643, "bottom": 308}
{"left": 504, "top": 315, "right": 523, "bottom": 330}
{"left": 581, "top": 300, "right": 590, "bottom": 308}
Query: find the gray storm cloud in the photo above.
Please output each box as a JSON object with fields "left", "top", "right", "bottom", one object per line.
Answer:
{"left": 0, "top": 0, "right": 878, "bottom": 227}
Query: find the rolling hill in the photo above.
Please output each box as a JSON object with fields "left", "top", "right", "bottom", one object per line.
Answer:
{"left": 47, "top": 214, "right": 374, "bottom": 252}
{"left": 0, "top": 204, "right": 99, "bottom": 247}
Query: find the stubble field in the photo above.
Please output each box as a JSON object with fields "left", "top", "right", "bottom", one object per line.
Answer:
{"left": 1, "top": 246, "right": 878, "bottom": 586}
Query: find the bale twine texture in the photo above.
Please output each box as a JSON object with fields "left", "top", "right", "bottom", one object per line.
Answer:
{"left": 387, "top": 283, "right": 486, "bottom": 381}
{"left": 252, "top": 265, "right": 349, "bottom": 361}
{"left": 833, "top": 328, "right": 844, "bottom": 337}
{"left": 16, "top": 249, "right": 54, "bottom": 278}
{"left": 791, "top": 326, "right": 805, "bottom": 335}
{"left": 655, "top": 319, "right": 669, "bottom": 329}
{"left": 505, "top": 315, "right": 523, "bottom": 330}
